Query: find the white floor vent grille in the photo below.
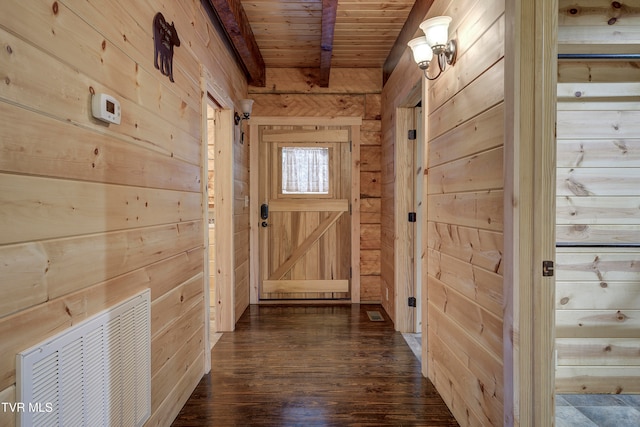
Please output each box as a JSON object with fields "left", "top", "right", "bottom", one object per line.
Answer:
{"left": 17, "top": 289, "right": 151, "bottom": 427}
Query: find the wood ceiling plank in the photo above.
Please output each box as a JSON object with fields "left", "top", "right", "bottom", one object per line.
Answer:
{"left": 240, "top": 0, "right": 414, "bottom": 70}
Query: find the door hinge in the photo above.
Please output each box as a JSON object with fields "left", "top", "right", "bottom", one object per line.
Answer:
{"left": 408, "top": 129, "right": 417, "bottom": 140}
{"left": 349, "top": 140, "right": 352, "bottom": 152}
{"left": 408, "top": 212, "right": 416, "bottom": 222}
{"left": 408, "top": 297, "right": 417, "bottom": 307}
{"left": 350, "top": 267, "right": 353, "bottom": 279}
{"left": 543, "top": 260, "right": 554, "bottom": 277}
{"left": 349, "top": 203, "right": 352, "bottom": 215}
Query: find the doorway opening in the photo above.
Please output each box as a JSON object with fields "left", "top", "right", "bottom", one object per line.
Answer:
{"left": 554, "top": 63, "right": 640, "bottom": 425}
{"left": 204, "top": 95, "right": 222, "bottom": 348}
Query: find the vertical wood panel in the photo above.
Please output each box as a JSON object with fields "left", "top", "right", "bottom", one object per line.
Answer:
{"left": 394, "top": 108, "right": 415, "bottom": 333}
{"left": 504, "top": 0, "right": 557, "bottom": 425}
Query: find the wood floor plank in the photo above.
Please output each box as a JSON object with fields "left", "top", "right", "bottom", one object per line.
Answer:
{"left": 172, "top": 304, "right": 458, "bottom": 426}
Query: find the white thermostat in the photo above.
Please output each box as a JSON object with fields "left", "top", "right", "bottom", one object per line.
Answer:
{"left": 92, "top": 93, "right": 121, "bottom": 124}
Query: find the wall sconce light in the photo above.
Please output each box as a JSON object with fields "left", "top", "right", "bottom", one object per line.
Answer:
{"left": 407, "top": 16, "right": 457, "bottom": 81}
{"left": 234, "top": 99, "right": 254, "bottom": 125}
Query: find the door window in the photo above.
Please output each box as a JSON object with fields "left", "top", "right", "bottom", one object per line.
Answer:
{"left": 280, "top": 147, "right": 331, "bottom": 196}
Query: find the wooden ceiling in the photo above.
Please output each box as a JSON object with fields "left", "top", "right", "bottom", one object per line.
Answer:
{"left": 208, "top": 0, "right": 425, "bottom": 86}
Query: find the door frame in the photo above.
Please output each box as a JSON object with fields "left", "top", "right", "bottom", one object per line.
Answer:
{"left": 201, "top": 70, "right": 237, "bottom": 344}
{"left": 504, "top": 0, "right": 557, "bottom": 425}
{"left": 249, "top": 116, "right": 362, "bottom": 304}
{"left": 395, "top": 84, "right": 422, "bottom": 333}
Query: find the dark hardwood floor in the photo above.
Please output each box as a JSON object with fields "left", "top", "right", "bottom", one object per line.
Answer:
{"left": 172, "top": 304, "right": 459, "bottom": 426}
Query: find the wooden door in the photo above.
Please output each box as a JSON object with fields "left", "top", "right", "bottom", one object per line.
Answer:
{"left": 258, "top": 125, "right": 351, "bottom": 300}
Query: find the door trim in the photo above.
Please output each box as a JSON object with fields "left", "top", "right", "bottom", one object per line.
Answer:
{"left": 504, "top": 0, "right": 557, "bottom": 425}
{"left": 201, "top": 70, "right": 236, "bottom": 367}
{"left": 249, "top": 116, "right": 362, "bottom": 304}
{"left": 394, "top": 107, "right": 417, "bottom": 333}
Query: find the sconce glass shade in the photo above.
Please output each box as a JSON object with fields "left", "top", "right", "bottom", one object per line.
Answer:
{"left": 419, "top": 16, "right": 452, "bottom": 50}
{"left": 239, "top": 99, "right": 254, "bottom": 118}
{"left": 407, "top": 37, "right": 433, "bottom": 69}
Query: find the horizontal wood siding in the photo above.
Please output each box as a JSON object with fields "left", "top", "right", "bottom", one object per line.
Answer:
{"left": 248, "top": 68, "right": 382, "bottom": 302}
{"left": 426, "top": 1, "right": 505, "bottom": 424}
{"left": 382, "top": 0, "right": 505, "bottom": 424}
{"left": 0, "top": 0, "right": 247, "bottom": 425}
{"left": 556, "top": 73, "right": 640, "bottom": 394}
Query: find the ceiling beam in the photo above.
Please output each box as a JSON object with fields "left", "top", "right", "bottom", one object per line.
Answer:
{"left": 319, "top": 0, "right": 338, "bottom": 87}
{"left": 382, "top": 0, "right": 435, "bottom": 86}
{"left": 208, "top": 0, "right": 266, "bottom": 87}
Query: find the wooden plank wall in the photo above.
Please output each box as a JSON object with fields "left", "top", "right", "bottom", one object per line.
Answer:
{"left": 248, "top": 68, "right": 383, "bottom": 302}
{"left": 0, "top": 0, "right": 247, "bottom": 425}
{"left": 555, "top": 0, "right": 640, "bottom": 395}
{"left": 382, "top": 0, "right": 505, "bottom": 424}
{"left": 556, "top": 76, "right": 640, "bottom": 394}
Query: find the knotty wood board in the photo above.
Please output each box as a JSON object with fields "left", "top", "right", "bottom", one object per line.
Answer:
{"left": 558, "top": 110, "right": 640, "bottom": 139}
{"left": 145, "top": 351, "right": 204, "bottom": 426}
{"left": 556, "top": 366, "right": 640, "bottom": 394}
{"left": 262, "top": 280, "right": 349, "bottom": 293}
{"left": 248, "top": 68, "right": 381, "bottom": 94}
{"left": 428, "top": 275, "right": 503, "bottom": 360}
{"left": 556, "top": 338, "right": 640, "bottom": 366}
{"left": 558, "top": 168, "right": 640, "bottom": 196}
{"left": 557, "top": 196, "right": 640, "bottom": 224}
{"left": 427, "top": 249, "right": 502, "bottom": 317}
{"left": 427, "top": 191, "right": 504, "bottom": 232}
{"left": 557, "top": 139, "right": 640, "bottom": 167}
{"left": 428, "top": 324, "right": 503, "bottom": 425}
{"left": 428, "top": 59, "right": 505, "bottom": 140}
{"left": 428, "top": 104, "right": 505, "bottom": 169}
{"left": 251, "top": 94, "right": 366, "bottom": 117}
{"left": 361, "top": 250, "right": 381, "bottom": 276}
{"left": 269, "top": 199, "right": 349, "bottom": 212}
{"left": 151, "top": 324, "right": 204, "bottom": 412}
{"left": 556, "top": 309, "right": 640, "bottom": 338}
{"left": 427, "top": 306, "right": 504, "bottom": 401}
{"left": 559, "top": 61, "right": 640, "bottom": 83}
{"left": 0, "top": 102, "right": 201, "bottom": 193}
{"left": 427, "top": 147, "right": 504, "bottom": 195}
{"left": 151, "top": 275, "right": 204, "bottom": 341}
{"left": 0, "top": 173, "right": 202, "bottom": 246}
{"left": 0, "top": 221, "right": 202, "bottom": 318}
{"left": 557, "top": 282, "right": 640, "bottom": 311}
{"left": 556, "top": 247, "right": 640, "bottom": 281}
{"left": 427, "top": 222, "right": 503, "bottom": 274}
{"left": 558, "top": 0, "right": 640, "bottom": 55}
{"left": 152, "top": 293, "right": 204, "bottom": 372}
{"left": 427, "top": 11, "right": 506, "bottom": 112}
{"left": 557, "top": 224, "right": 640, "bottom": 244}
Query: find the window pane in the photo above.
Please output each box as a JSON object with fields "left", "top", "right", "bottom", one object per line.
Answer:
{"left": 282, "top": 147, "right": 329, "bottom": 194}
